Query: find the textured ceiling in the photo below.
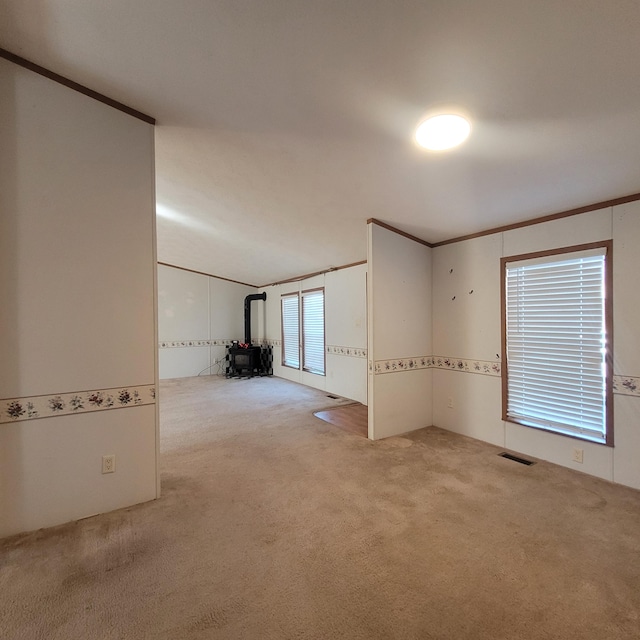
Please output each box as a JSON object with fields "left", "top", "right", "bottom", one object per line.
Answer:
{"left": 2, "top": 1, "right": 640, "bottom": 285}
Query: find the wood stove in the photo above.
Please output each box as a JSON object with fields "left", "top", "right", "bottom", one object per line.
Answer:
{"left": 224, "top": 292, "right": 272, "bottom": 378}
{"left": 227, "top": 345, "right": 263, "bottom": 377}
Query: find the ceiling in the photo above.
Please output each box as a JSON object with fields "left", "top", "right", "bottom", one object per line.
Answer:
{"left": 3, "top": 1, "right": 640, "bottom": 286}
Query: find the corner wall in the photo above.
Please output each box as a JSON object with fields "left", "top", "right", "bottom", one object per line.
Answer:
{"left": 0, "top": 58, "right": 157, "bottom": 536}
{"left": 157, "top": 265, "right": 258, "bottom": 379}
{"left": 432, "top": 203, "right": 640, "bottom": 489}
{"left": 367, "top": 223, "right": 432, "bottom": 439}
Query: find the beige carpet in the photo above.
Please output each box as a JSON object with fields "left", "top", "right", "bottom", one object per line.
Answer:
{"left": 1, "top": 375, "right": 640, "bottom": 639}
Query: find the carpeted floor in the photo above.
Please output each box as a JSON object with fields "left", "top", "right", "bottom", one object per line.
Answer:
{"left": 1, "top": 375, "right": 640, "bottom": 639}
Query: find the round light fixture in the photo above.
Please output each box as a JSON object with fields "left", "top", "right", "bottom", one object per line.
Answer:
{"left": 415, "top": 114, "right": 471, "bottom": 151}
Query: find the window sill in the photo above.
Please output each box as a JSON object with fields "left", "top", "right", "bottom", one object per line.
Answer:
{"left": 503, "top": 417, "right": 612, "bottom": 447}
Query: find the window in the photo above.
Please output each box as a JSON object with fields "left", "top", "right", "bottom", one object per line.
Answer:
{"left": 281, "top": 293, "right": 300, "bottom": 368}
{"left": 501, "top": 242, "right": 612, "bottom": 445}
{"left": 281, "top": 288, "right": 325, "bottom": 375}
{"left": 302, "top": 289, "right": 325, "bottom": 375}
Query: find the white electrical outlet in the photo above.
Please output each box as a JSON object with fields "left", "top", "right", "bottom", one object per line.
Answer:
{"left": 102, "top": 454, "right": 116, "bottom": 474}
{"left": 572, "top": 448, "right": 584, "bottom": 464}
{"left": 447, "top": 397, "right": 454, "bottom": 409}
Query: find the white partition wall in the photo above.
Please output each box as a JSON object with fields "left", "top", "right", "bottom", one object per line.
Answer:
{"left": 0, "top": 58, "right": 158, "bottom": 537}
{"left": 367, "top": 223, "right": 432, "bottom": 439}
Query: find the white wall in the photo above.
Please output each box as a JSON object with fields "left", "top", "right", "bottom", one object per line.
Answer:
{"left": 611, "top": 202, "right": 640, "bottom": 488}
{"left": 325, "top": 266, "right": 368, "bottom": 404}
{"left": 158, "top": 264, "right": 259, "bottom": 379}
{"left": 432, "top": 203, "right": 640, "bottom": 489}
{"left": 0, "top": 59, "right": 157, "bottom": 536}
{"left": 367, "top": 224, "right": 432, "bottom": 439}
{"left": 260, "top": 264, "right": 367, "bottom": 404}
{"left": 431, "top": 233, "right": 504, "bottom": 445}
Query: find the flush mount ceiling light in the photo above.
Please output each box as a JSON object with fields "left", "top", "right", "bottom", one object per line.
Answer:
{"left": 415, "top": 114, "right": 471, "bottom": 151}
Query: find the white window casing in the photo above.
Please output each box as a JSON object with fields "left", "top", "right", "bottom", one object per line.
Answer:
{"left": 502, "top": 243, "right": 612, "bottom": 445}
{"left": 302, "top": 289, "right": 325, "bottom": 375}
{"left": 281, "top": 293, "right": 300, "bottom": 369}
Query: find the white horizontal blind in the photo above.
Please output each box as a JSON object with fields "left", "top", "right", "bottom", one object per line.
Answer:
{"left": 281, "top": 294, "right": 300, "bottom": 368}
{"left": 302, "top": 290, "right": 325, "bottom": 375}
{"left": 505, "top": 249, "right": 607, "bottom": 443}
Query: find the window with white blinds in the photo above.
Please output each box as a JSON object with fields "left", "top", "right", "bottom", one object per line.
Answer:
{"left": 281, "top": 294, "right": 300, "bottom": 368}
{"left": 503, "top": 244, "right": 611, "bottom": 445}
{"left": 302, "top": 289, "right": 325, "bottom": 375}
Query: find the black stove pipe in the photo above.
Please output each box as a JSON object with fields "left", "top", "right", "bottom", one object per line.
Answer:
{"left": 244, "top": 292, "right": 267, "bottom": 344}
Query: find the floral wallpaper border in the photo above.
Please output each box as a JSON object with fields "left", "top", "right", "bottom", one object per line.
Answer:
{"left": 260, "top": 339, "right": 282, "bottom": 348}
{"left": 1, "top": 384, "right": 156, "bottom": 425}
{"left": 371, "top": 356, "right": 431, "bottom": 374}
{"left": 431, "top": 356, "right": 502, "bottom": 376}
{"left": 159, "top": 339, "right": 233, "bottom": 349}
{"left": 327, "top": 345, "right": 367, "bottom": 358}
{"left": 370, "top": 356, "right": 501, "bottom": 376}
{"left": 613, "top": 375, "right": 640, "bottom": 397}
{"left": 370, "top": 356, "right": 639, "bottom": 396}
{"left": 159, "top": 339, "right": 288, "bottom": 349}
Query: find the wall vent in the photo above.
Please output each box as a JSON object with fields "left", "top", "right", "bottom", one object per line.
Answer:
{"left": 499, "top": 452, "right": 535, "bottom": 466}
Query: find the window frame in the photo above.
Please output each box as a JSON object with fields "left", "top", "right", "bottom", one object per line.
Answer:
{"left": 301, "top": 287, "right": 326, "bottom": 376}
{"left": 280, "top": 287, "right": 326, "bottom": 376}
{"left": 500, "top": 240, "right": 614, "bottom": 446}
{"left": 281, "top": 291, "right": 300, "bottom": 370}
